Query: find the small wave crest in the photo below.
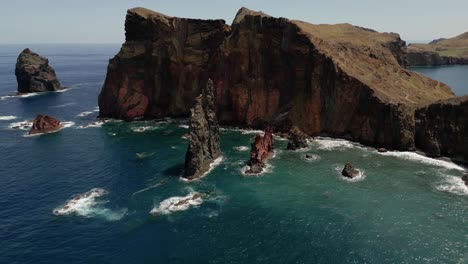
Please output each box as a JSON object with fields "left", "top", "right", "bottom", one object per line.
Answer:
{"left": 53, "top": 188, "right": 126, "bottom": 221}
{"left": 150, "top": 192, "right": 203, "bottom": 215}
{"left": 131, "top": 126, "right": 159, "bottom": 133}
{"left": 0, "top": 115, "right": 17, "bottom": 121}
{"left": 77, "top": 111, "right": 93, "bottom": 117}
{"left": 233, "top": 146, "right": 249, "bottom": 151}
{"left": 49, "top": 102, "right": 76, "bottom": 108}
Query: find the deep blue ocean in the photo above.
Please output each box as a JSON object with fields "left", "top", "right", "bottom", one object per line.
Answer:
{"left": 0, "top": 44, "right": 467, "bottom": 264}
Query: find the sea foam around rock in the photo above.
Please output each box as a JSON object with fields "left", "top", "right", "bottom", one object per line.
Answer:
{"left": 53, "top": 188, "right": 126, "bottom": 221}
{"left": 150, "top": 192, "right": 203, "bottom": 215}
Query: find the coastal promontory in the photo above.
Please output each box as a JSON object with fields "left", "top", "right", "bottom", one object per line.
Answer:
{"left": 98, "top": 7, "right": 462, "bottom": 160}
{"left": 15, "top": 49, "right": 63, "bottom": 93}
{"left": 407, "top": 32, "right": 468, "bottom": 66}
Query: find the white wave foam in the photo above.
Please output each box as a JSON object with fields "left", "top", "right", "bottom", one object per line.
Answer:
{"left": 77, "top": 120, "right": 108, "bottom": 129}
{"left": 181, "top": 156, "right": 224, "bottom": 182}
{"left": 1, "top": 92, "right": 40, "bottom": 100}
{"left": 314, "top": 137, "right": 355, "bottom": 150}
{"left": 379, "top": 151, "right": 465, "bottom": 171}
{"left": 304, "top": 154, "right": 320, "bottom": 161}
{"left": 53, "top": 188, "right": 126, "bottom": 221}
{"left": 136, "top": 152, "right": 154, "bottom": 159}
{"left": 8, "top": 120, "right": 33, "bottom": 130}
{"left": 234, "top": 146, "right": 249, "bottom": 151}
{"left": 49, "top": 102, "right": 76, "bottom": 108}
{"left": 92, "top": 106, "right": 99, "bottom": 112}
{"left": 179, "top": 124, "right": 189, "bottom": 129}
{"left": 334, "top": 165, "right": 366, "bottom": 182}
{"left": 220, "top": 127, "right": 264, "bottom": 135}
{"left": 436, "top": 176, "right": 468, "bottom": 196}
{"left": 150, "top": 192, "right": 203, "bottom": 215}
{"left": 131, "top": 126, "right": 159, "bottom": 133}
{"left": 55, "top": 88, "right": 71, "bottom": 93}
{"left": 77, "top": 111, "right": 93, "bottom": 117}
{"left": 0, "top": 115, "right": 17, "bottom": 121}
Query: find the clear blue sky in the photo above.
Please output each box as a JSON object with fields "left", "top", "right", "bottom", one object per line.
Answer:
{"left": 1, "top": 0, "right": 467, "bottom": 44}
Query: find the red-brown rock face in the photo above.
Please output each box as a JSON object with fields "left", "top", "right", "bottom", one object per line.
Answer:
{"left": 98, "top": 7, "right": 229, "bottom": 119}
{"left": 249, "top": 127, "right": 274, "bottom": 166}
{"left": 98, "top": 7, "right": 455, "bottom": 153}
{"left": 29, "top": 114, "right": 63, "bottom": 135}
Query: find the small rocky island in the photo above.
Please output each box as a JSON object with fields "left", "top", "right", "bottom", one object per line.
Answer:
{"left": 246, "top": 128, "right": 274, "bottom": 174}
{"left": 341, "top": 163, "right": 360, "bottom": 179}
{"left": 29, "top": 114, "right": 63, "bottom": 135}
{"left": 287, "top": 126, "right": 309, "bottom": 150}
{"left": 183, "top": 79, "right": 221, "bottom": 180}
{"left": 15, "top": 48, "right": 63, "bottom": 93}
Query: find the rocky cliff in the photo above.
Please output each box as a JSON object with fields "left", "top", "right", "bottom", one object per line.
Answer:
{"left": 183, "top": 79, "right": 221, "bottom": 180}
{"left": 16, "top": 49, "right": 63, "bottom": 93}
{"left": 99, "top": 7, "right": 456, "bottom": 155}
{"left": 407, "top": 32, "right": 468, "bottom": 66}
{"left": 415, "top": 96, "right": 468, "bottom": 161}
{"left": 98, "top": 7, "right": 229, "bottom": 119}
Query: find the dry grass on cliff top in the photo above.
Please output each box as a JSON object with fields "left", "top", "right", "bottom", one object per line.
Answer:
{"left": 293, "top": 21, "right": 454, "bottom": 105}
{"left": 409, "top": 32, "right": 468, "bottom": 58}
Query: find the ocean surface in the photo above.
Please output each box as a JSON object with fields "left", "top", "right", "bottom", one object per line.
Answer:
{"left": 0, "top": 44, "right": 467, "bottom": 264}
{"left": 410, "top": 65, "right": 468, "bottom": 96}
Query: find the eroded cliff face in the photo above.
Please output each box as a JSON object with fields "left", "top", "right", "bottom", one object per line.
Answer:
{"left": 98, "top": 7, "right": 229, "bottom": 119}
{"left": 407, "top": 50, "right": 468, "bottom": 66}
{"left": 415, "top": 96, "right": 468, "bottom": 161}
{"left": 99, "top": 7, "right": 455, "bottom": 153}
{"left": 184, "top": 79, "right": 221, "bottom": 180}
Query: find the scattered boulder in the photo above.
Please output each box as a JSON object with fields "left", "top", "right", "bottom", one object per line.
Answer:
{"left": 462, "top": 174, "right": 468, "bottom": 187}
{"left": 29, "top": 114, "right": 63, "bottom": 135}
{"left": 341, "top": 162, "right": 360, "bottom": 179}
{"left": 378, "top": 148, "right": 388, "bottom": 153}
{"left": 305, "top": 154, "right": 319, "bottom": 161}
{"left": 183, "top": 79, "right": 221, "bottom": 180}
{"left": 286, "top": 126, "right": 309, "bottom": 150}
{"left": 15, "top": 48, "right": 63, "bottom": 93}
{"left": 245, "top": 127, "right": 274, "bottom": 174}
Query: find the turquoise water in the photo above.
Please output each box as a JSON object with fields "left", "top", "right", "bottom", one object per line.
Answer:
{"left": 0, "top": 45, "right": 467, "bottom": 263}
{"left": 410, "top": 65, "right": 468, "bottom": 96}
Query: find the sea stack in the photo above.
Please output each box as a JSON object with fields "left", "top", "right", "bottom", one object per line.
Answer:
{"left": 183, "top": 79, "right": 221, "bottom": 180}
{"left": 287, "top": 126, "right": 309, "bottom": 150}
{"left": 341, "top": 162, "right": 359, "bottom": 179}
{"left": 15, "top": 48, "right": 63, "bottom": 93}
{"left": 29, "top": 114, "right": 63, "bottom": 135}
{"left": 246, "top": 128, "right": 274, "bottom": 174}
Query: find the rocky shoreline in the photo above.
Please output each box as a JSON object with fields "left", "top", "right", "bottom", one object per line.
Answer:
{"left": 97, "top": 6, "right": 468, "bottom": 163}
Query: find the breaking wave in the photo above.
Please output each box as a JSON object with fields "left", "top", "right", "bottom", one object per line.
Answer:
{"left": 436, "top": 176, "right": 468, "bottom": 196}
{"left": 314, "top": 137, "right": 356, "bottom": 150}
{"left": 0, "top": 115, "right": 17, "bottom": 121}
{"left": 378, "top": 151, "right": 465, "bottom": 171}
{"left": 181, "top": 156, "right": 224, "bottom": 182}
{"left": 53, "top": 188, "right": 126, "bottom": 221}
{"left": 49, "top": 102, "right": 76, "bottom": 108}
